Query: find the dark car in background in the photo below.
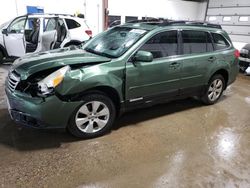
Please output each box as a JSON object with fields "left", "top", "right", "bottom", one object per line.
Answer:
{"left": 239, "top": 44, "right": 250, "bottom": 74}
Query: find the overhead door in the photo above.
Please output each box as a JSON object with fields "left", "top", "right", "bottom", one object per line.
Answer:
{"left": 205, "top": 0, "right": 250, "bottom": 43}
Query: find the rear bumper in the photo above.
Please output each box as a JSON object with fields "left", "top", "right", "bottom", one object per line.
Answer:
{"left": 5, "top": 88, "right": 80, "bottom": 129}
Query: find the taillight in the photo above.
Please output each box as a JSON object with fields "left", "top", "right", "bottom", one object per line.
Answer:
{"left": 234, "top": 49, "right": 240, "bottom": 58}
{"left": 85, "top": 30, "right": 92, "bottom": 38}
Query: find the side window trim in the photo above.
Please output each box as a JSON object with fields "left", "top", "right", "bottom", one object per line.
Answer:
{"left": 208, "top": 32, "right": 216, "bottom": 51}
{"left": 177, "top": 30, "right": 182, "bottom": 56}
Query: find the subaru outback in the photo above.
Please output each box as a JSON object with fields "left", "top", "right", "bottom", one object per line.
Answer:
{"left": 5, "top": 20, "right": 239, "bottom": 138}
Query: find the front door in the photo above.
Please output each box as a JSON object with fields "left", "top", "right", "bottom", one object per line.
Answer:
{"left": 3, "top": 16, "right": 26, "bottom": 57}
{"left": 125, "top": 30, "right": 182, "bottom": 104}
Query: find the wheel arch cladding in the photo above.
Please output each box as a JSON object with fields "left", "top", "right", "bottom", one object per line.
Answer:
{"left": 82, "top": 86, "right": 121, "bottom": 115}
{"left": 211, "top": 69, "right": 228, "bottom": 89}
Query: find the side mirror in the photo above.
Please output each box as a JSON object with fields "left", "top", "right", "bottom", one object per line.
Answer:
{"left": 134, "top": 50, "right": 153, "bottom": 62}
{"left": 2, "top": 29, "right": 8, "bottom": 35}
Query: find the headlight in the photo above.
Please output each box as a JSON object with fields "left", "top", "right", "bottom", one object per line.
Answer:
{"left": 240, "top": 49, "right": 249, "bottom": 54}
{"left": 38, "top": 66, "right": 70, "bottom": 95}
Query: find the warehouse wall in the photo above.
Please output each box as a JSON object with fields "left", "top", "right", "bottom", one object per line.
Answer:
{"left": 108, "top": 0, "right": 207, "bottom": 23}
{"left": 0, "top": 0, "right": 209, "bottom": 35}
{"left": 0, "top": 0, "right": 103, "bottom": 35}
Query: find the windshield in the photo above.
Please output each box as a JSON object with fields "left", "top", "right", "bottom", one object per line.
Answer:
{"left": 84, "top": 27, "right": 147, "bottom": 58}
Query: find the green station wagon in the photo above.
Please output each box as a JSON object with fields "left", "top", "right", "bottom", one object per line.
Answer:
{"left": 5, "top": 20, "right": 239, "bottom": 138}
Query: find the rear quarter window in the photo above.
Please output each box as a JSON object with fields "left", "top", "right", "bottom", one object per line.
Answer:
{"left": 211, "top": 33, "right": 230, "bottom": 50}
{"left": 65, "top": 19, "right": 81, "bottom": 29}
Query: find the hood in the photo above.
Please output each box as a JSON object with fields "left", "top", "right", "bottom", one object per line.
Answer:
{"left": 12, "top": 46, "right": 111, "bottom": 80}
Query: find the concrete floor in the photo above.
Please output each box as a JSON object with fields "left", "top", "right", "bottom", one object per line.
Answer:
{"left": 0, "top": 65, "right": 250, "bottom": 188}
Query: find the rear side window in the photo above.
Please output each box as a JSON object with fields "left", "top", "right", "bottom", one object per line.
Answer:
{"left": 182, "top": 30, "right": 213, "bottom": 55}
{"left": 140, "top": 30, "right": 178, "bottom": 58}
{"left": 211, "top": 33, "right": 230, "bottom": 50}
{"left": 65, "top": 19, "right": 81, "bottom": 29}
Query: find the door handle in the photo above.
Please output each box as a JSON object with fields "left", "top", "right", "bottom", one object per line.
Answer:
{"left": 170, "top": 62, "right": 180, "bottom": 67}
{"left": 208, "top": 56, "right": 216, "bottom": 62}
{"left": 169, "top": 62, "right": 180, "bottom": 69}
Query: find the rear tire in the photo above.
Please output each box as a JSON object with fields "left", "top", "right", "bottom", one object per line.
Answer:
{"left": 67, "top": 94, "right": 116, "bottom": 139}
{"left": 202, "top": 74, "right": 225, "bottom": 105}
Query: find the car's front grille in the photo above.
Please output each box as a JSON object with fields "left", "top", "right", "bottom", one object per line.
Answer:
{"left": 7, "top": 71, "right": 20, "bottom": 92}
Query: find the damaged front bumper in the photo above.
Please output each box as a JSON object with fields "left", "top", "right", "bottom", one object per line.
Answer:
{"left": 5, "top": 88, "right": 80, "bottom": 129}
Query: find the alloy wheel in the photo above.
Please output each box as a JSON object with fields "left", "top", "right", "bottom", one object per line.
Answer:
{"left": 75, "top": 101, "right": 110, "bottom": 133}
{"left": 208, "top": 79, "right": 223, "bottom": 102}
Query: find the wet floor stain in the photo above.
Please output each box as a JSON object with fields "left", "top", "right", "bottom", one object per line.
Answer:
{"left": 0, "top": 66, "right": 250, "bottom": 188}
{"left": 245, "top": 96, "right": 250, "bottom": 105}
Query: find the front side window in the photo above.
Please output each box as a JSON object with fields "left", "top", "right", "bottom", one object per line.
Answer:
{"left": 8, "top": 17, "right": 26, "bottom": 33}
{"left": 182, "top": 30, "right": 213, "bottom": 54}
{"left": 212, "top": 33, "right": 230, "bottom": 50}
{"left": 84, "top": 27, "right": 147, "bottom": 58}
{"left": 139, "top": 30, "right": 178, "bottom": 59}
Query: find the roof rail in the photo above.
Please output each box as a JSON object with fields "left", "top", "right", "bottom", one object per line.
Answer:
{"left": 161, "top": 20, "right": 222, "bottom": 29}
{"left": 128, "top": 19, "right": 222, "bottom": 29}
{"left": 127, "top": 18, "right": 162, "bottom": 24}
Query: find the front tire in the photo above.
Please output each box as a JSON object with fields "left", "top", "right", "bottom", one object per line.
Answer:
{"left": 202, "top": 74, "right": 225, "bottom": 105}
{"left": 67, "top": 94, "right": 116, "bottom": 138}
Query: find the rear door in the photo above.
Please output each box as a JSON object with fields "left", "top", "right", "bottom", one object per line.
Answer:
{"left": 3, "top": 16, "right": 27, "bottom": 57}
{"left": 41, "top": 17, "right": 57, "bottom": 51}
{"left": 178, "top": 30, "right": 214, "bottom": 95}
{"left": 125, "top": 30, "right": 182, "bottom": 104}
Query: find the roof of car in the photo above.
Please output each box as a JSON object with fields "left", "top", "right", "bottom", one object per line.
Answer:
{"left": 25, "top": 13, "right": 83, "bottom": 19}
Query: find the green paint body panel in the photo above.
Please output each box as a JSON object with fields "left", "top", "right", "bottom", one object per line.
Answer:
{"left": 6, "top": 88, "right": 80, "bottom": 128}
{"left": 5, "top": 24, "right": 239, "bottom": 128}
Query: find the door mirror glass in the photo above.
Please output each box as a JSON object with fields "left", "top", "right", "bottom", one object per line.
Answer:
{"left": 134, "top": 50, "right": 153, "bottom": 62}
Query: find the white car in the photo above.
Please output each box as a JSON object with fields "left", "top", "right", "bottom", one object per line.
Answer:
{"left": 0, "top": 13, "right": 92, "bottom": 63}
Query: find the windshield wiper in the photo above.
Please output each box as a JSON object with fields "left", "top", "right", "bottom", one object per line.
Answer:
{"left": 85, "top": 48, "right": 115, "bottom": 58}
